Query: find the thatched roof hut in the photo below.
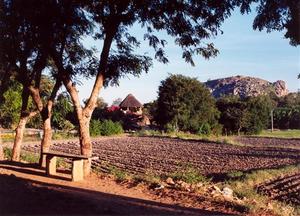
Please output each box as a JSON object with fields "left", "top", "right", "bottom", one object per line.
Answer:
{"left": 119, "top": 94, "right": 142, "bottom": 108}
{"left": 119, "top": 94, "right": 143, "bottom": 115}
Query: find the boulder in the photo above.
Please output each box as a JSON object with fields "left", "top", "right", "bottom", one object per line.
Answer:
{"left": 205, "top": 75, "right": 289, "bottom": 98}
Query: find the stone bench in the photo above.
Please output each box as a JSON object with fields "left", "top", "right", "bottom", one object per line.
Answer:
{"left": 42, "top": 152, "right": 97, "bottom": 181}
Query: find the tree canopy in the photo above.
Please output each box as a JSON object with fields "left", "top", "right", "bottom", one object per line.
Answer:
{"left": 156, "top": 74, "right": 219, "bottom": 133}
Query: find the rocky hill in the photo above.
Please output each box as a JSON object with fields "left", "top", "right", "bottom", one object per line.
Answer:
{"left": 205, "top": 76, "right": 288, "bottom": 98}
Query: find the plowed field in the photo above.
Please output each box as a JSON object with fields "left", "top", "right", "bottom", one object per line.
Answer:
{"left": 22, "top": 136, "right": 300, "bottom": 176}
{"left": 257, "top": 172, "right": 300, "bottom": 205}
{"left": 235, "top": 137, "right": 300, "bottom": 149}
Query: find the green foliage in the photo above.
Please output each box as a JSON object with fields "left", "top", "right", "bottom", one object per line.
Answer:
{"left": 107, "top": 166, "right": 128, "bottom": 182}
{"left": 170, "top": 166, "right": 210, "bottom": 184}
{"left": 0, "top": 82, "right": 22, "bottom": 128}
{"left": 273, "top": 93, "right": 300, "bottom": 129}
{"left": 52, "top": 92, "right": 75, "bottom": 131}
{"left": 90, "top": 120, "right": 102, "bottom": 137}
{"left": 244, "top": 96, "right": 273, "bottom": 134}
{"left": 156, "top": 74, "right": 220, "bottom": 134}
{"left": 100, "top": 120, "right": 123, "bottom": 136}
{"left": 20, "top": 151, "right": 39, "bottom": 163}
{"left": 52, "top": 131, "right": 77, "bottom": 140}
{"left": 3, "top": 147, "right": 12, "bottom": 160}
{"left": 217, "top": 95, "right": 273, "bottom": 135}
{"left": 197, "top": 122, "right": 211, "bottom": 135}
{"left": 143, "top": 100, "right": 158, "bottom": 123}
{"left": 90, "top": 120, "right": 123, "bottom": 137}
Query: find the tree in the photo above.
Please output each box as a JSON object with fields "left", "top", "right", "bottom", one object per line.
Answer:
{"left": 156, "top": 74, "right": 219, "bottom": 133}
{"left": 244, "top": 95, "right": 273, "bottom": 134}
{"left": 0, "top": 0, "right": 62, "bottom": 163}
{"left": 217, "top": 95, "right": 274, "bottom": 135}
{"left": 143, "top": 100, "right": 158, "bottom": 124}
{"left": 216, "top": 96, "right": 249, "bottom": 135}
{"left": 252, "top": 0, "right": 300, "bottom": 46}
{"left": 273, "top": 93, "right": 300, "bottom": 129}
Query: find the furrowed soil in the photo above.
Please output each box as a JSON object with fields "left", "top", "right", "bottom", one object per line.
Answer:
{"left": 257, "top": 171, "right": 300, "bottom": 206}
{"left": 22, "top": 136, "right": 300, "bottom": 176}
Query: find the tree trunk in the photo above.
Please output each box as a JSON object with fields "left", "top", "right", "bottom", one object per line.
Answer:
{"left": 78, "top": 116, "right": 92, "bottom": 177}
{"left": 57, "top": 26, "right": 115, "bottom": 177}
{"left": 29, "top": 80, "right": 61, "bottom": 167}
{"left": 12, "top": 87, "right": 37, "bottom": 162}
{"left": 62, "top": 75, "right": 99, "bottom": 177}
{"left": 39, "top": 116, "right": 52, "bottom": 167}
{"left": 11, "top": 117, "right": 27, "bottom": 161}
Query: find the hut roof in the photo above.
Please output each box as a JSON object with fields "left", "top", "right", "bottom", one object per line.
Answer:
{"left": 119, "top": 94, "right": 142, "bottom": 108}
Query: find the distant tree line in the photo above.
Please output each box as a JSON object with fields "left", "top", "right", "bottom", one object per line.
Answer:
{"left": 1, "top": 74, "right": 299, "bottom": 136}
{"left": 144, "top": 74, "right": 300, "bottom": 135}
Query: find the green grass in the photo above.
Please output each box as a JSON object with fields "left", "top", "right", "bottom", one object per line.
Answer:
{"left": 106, "top": 165, "right": 128, "bottom": 182}
{"left": 168, "top": 165, "right": 210, "bottom": 184}
{"left": 3, "top": 147, "right": 39, "bottom": 163}
{"left": 258, "top": 129, "right": 300, "bottom": 138}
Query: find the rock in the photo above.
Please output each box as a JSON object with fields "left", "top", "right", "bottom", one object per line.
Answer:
{"left": 180, "top": 182, "right": 191, "bottom": 192}
{"left": 196, "top": 182, "right": 203, "bottom": 188}
{"left": 222, "top": 187, "right": 233, "bottom": 197}
{"left": 176, "top": 180, "right": 191, "bottom": 191}
{"left": 205, "top": 76, "right": 289, "bottom": 98}
{"left": 166, "top": 177, "right": 175, "bottom": 185}
{"left": 154, "top": 184, "right": 165, "bottom": 190}
{"left": 212, "top": 185, "right": 221, "bottom": 192}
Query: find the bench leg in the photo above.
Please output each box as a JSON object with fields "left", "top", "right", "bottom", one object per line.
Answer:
{"left": 46, "top": 156, "right": 57, "bottom": 176}
{"left": 72, "top": 159, "right": 84, "bottom": 181}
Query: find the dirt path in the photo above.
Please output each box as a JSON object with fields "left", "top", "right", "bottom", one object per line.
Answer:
{"left": 0, "top": 161, "right": 238, "bottom": 215}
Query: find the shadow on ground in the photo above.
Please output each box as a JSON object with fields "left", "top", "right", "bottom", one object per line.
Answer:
{"left": 0, "top": 161, "right": 227, "bottom": 216}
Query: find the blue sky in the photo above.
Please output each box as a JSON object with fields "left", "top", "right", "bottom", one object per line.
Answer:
{"left": 78, "top": 9, "right": 300, "bottom": 105}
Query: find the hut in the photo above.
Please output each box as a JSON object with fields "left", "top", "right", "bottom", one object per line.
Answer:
{"left": 119, "top": 94, "right": 143, "bottom": 115}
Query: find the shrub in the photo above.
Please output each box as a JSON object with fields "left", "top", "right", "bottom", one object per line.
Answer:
{"left": 90, "top": 119, "right": 123, "bottom": 137}
{"left": 170, "top": 166, "right": 209, "bottom": 184}
{"left": 197, "top": 123, "right": 211, "bottom": 135}
{"left": 100, "top": 120, "right": 123, "bottom": 136}
{"left": 90, "top": 120, "right": 103, "bottom": 136}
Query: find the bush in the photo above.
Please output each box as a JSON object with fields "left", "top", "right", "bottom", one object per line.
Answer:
{"left": 197, "top": 123, "right": 211, "bottom": 135}
{"left": 90, "top": 120, "right": 102, "bottom": 136}
{"left": 90, "top": 119, "right": 123, "bottom": 137}
{"left": 100, "top": 120, "right": 123, "bottom": 136}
